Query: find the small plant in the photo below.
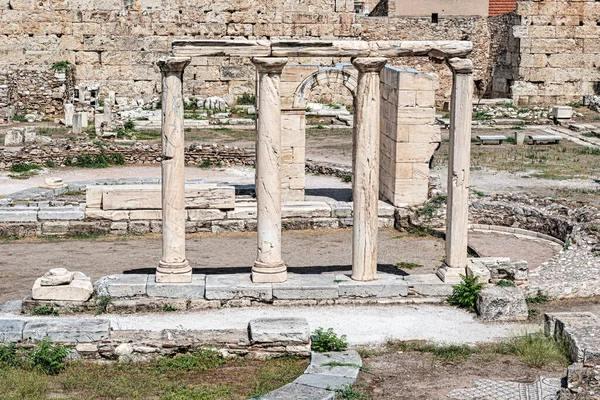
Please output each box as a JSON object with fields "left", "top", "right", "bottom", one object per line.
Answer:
{"left": 496, "top": 279, "right": 516, "bottom": 287}
{"left": 417, "top": 195, "right": 447, "bottom": 218}
{"left": 10, "top": 163, "right": 42, "bottom": 173}
{"left": 395, "top": 261, "right": 422, "bottom": 270}
{"left": 199, "top": 159, "right": 212, "bottom": 169}
{"left": 340, "top": 174, "right": 352, "bottom": 183}
{"left": 471, "top": 189, "right": 485, "bottom": 197}
{"left": 335, "top": 384, "right": 368, "bottom": 400}
{"left": 162, "top": 303, "right": 177, "bottom": 312}
{"left": 50, "top": 61, "right": 70, "bottom": 71}
{"left": 0, "top": 343, "right": 19, "bottom": 367}
{"left": 564, "top": 237, "right": 571, "bottom": 250}
{"left": 315, "top": 124, "right": 326, "bottom": 129}
{"left": 152, "top": 348, "right": 225, "bottom": 373}
{"left": 12, "top": 112, "right": 27, "bottom": 122}
{"left": 95, "top": 295, "right": 111, "bottom": 315}
{"left": 590, "top": 224, "right": 599, "bottom": 232}
{"left": 28, "top": 337, "right": 70, "bottom": 375}
{"left": 64, "top": 156, "right": 73, "bottom": 166}
{"left": 526, "top": 291, "right": 551, "bottom": 305}
{"left": 32, "top": 304, "right": 59, "bottom": 316}
{"left": 123, "top": 120, "right": 135, "bottom": 130}
{"left": 237, "top": 93, "right": 256, "bottom": 105}
{"left": 311, "top": 328, "right": 348, "bottom": 352}
{"left": 44, "top": 159, "right": 56, "bottom": 168}
{"left": 473, "top": 110, "right": 491, "bottom": 121}
{"left": 447, "top": 275, "right": 485, "bottom": 312}
{"left": 306, "top": 106, "right": 312, "bottom": 112}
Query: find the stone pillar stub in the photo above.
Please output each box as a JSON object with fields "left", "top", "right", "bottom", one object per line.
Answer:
{"left": 351, "top": 57, "right": 387, "bottom": 282}
{"left": 252, "top": 57, "right": 289, "bottom": 283}
{"left": 438, "top": 57, "right": 473, "bottom": 283}
{"left": 156, "top": 56, "right": 192, "bottom": 283}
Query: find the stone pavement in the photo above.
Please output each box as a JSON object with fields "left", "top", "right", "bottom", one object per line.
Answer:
{"left": 446, "top": 377, "right": 562, "bottom": 400}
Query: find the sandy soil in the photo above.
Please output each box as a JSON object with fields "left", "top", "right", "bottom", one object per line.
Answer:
{"left": 355, "top": 351, "right": 565, "bottom": 400}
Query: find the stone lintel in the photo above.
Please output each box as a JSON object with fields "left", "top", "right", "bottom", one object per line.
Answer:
{"left": 171, "top": 40, "right": 474, "bottom": 59}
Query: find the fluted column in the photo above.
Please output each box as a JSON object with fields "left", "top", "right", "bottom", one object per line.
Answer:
{"left": 156, "top": 57, "right": 192, "bottom": 283}
{"left": 437, "top": 58, "right": 473, "bottom": 283}
{"left": 251, "top": 57, "right": 288, "bottom": 283}
{"left": 351, "top": 57, "right": 387, "bottom": 282}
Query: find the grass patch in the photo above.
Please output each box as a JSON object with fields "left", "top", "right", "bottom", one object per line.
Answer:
{"left": 496, "top": 279, "right": 516, "bottom": 287}
{"left": 526, "top": 290, "right": 552, "bottom": 304}
{"left": 417, "top": 195, "right": 447, "bottom": 218}
{"left": 151, "top": 348, "right": 225, "bottom": 373}
{"left": 32, "top": 305, "right": 59, "bottom": 316}
{"left": 63, "top": 190, "right": 85, "bottom": 196}
{"left": 72, "top": 153, "right": 125, "bottom": 168}
{"left": 335, "top": 384, "right": 368, "bottom": 399}
{"left": 133, "top": 130, "right": 161, "bottom": 140}
{"left": 37, "top": 126, "right": 69, "bottom": 137}
{"left": 10, "top": 163, "right": 42, "bottom": 173}
{"left": 395, "top": 261, "right": 422, "bottom": 270}
{"left": 162, "top": 303, "right": 177, "bottom": 312}
{"left": 95, "top": 296, "right": 111, "bottom": 315}
{"left": 247, "top": 356, "right": 307, "bottom": 398}
{"left": 237, "top": 93, "right": 256, "bottom": 105}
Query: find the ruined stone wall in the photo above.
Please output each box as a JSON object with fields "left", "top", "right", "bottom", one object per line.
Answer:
{"left": 485, "top": 11, "right": 520, "bottom": 99}
{"left": 510, "top": 0, "right": 600, "bottom": 105}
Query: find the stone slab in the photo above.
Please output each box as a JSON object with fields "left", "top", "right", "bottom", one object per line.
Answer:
{"left": 272, "top": 274, "right": 338, "bottom": 300}
{"left": 0, "top": 318, "right": 25, "bottom": 342}
{"left": 335, "top": 273, "right": 408, "bottom": 297}
{"left": 249, "top": 317, "right": 310, "bottom": 343}
{"left": 0, "top": 300, "right": 23, "bottom": 314}
{"left": 404, "top": 274, "right": 454, "bottom": 296}
{"left": 38, "top": 207, "right": 85, "bottom": 220}
{"left": 22, "top": 318, "right": 110, "bottom": 342}
{"left": 294, "top": 373, "right": 355, "bottom": 391}
{"left": 205, "top": 274, "right": 272, "bottom": 300}
{"left": 0, "top": 209, "right": 38, "bottom": 222}
{"left": 476, "top": 286, "right": 528, "bottom": 322}
{"left": 306, "top": 350, "right": 362, "bottom": 379}
{"left": 32, "top": 277, "right": 93, "bottom": 301}
{"left": 253, "top": 383, "right": 335, "bottom": 400}
{"left": 94, "top": 274, "right": 148, "bottom": 298}
{"left": 100, "top": 184, "right": 235, "bottom": 210}
{"left": 146, "top": 274, "right": 206, "bottom": 298}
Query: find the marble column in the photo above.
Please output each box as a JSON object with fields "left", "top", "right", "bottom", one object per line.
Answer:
{"left": 251, "top": 57, "right": 288, "bottom": 283}
{"left": 156, "top": 57, "right": 192, "bottom": 283}
{"left": 437, "top": 58, "right": 474, "bottom": 283}
{"left": 351, "top": 57, "right": 387, "bottom": 282}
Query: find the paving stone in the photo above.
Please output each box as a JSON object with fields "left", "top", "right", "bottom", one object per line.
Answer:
{"left": 146, "top": 274, "right": 206, "bottom": 298}
{"left": 404, "top": 273, "right": 454, "bottom": 296}
{"left": 249, "top": 318, "right": 310, "bottom": 343}
{"left": 0, "top": 300, "right": 23, "bottom": 314}
{"left": 294, "top": 373, "right": 355, "bottom": 390}
{"left": 205, "top": 274, "right": 272, "bottom": 300}
{"left": 38, "top": 207, "right": 85, "bottom": 220}
{"left": 446, "top": 376, "right": 562, "bottom": 400}
{"left": 311, "top": 350, "right": 362, "bottom": 370}
{"left": 273, "top": 274, "right": 338, "bottom": 300}
{"left": 0, "top": 318, "right": 25, "bottom": 342}
{"left": 336, "top": 273, "right": 408, "bottom": 297}
{"left": 94, "top": 274, "right": 148, "bottom": 297}
{"left": 253, "top": 383, "right": 335, "bottom": 400}
{"left": 22, "top": 318, "right": 110, "bottom": 342}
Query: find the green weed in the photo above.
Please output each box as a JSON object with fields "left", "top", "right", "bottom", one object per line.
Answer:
{"left": 152, "top": 348, "right": 225, "bottom": 373}
{"left": 28, "top": 338, "right": 69, "bottom": 375}
{"left": 237, "top": 93, "right": 256, "bottom": 105}
{"left": 311, "top": 328, "right": 348, "bottom": 352}
{"left": 50, "top": 61, "right": 70, "bottom": 71}
{"left": 162, "top": 304, "right": 177, "bottom": 312}
{"left": 526, "top": 291, "right": 551, "bottom": 305}
{"left": 340, "top": 174, "right": 352, "bottom": 183}
{"left": 32, "top": 305, "right": 59, "bottom": 316}
{"left": 395, "top": 261, "right": 422, "bottom": 270}
{"left": 95, "top": 296, "right": 111, "bottom": 315}
{"left": 447, "top": 275, "right": 485, "bottom": 312}
{"left": 335, "top": 384, "right": 368, "bottom": 399}
{"left": 496, "top": 280, "right": 516, "bottom": 287}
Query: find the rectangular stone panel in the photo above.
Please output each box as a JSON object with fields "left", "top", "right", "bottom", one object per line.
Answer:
{"left": 22, "top": 319, "right": 110, "bottom": 342}
{"left": 0, "top": 319, "right": 25, "bottom": 343}
{"left": 248, "top": 317, "right": 310, "bottom": 343}
{"left": 101, "top": 184, "right": 235, "bottom": 210}
{"left": 272, "top": 274, "right": 338, "bottom": 300}
{"left": 146, "top": 274, "right": 205, "bottom": 298}
{"left": 205, "top": 274, "right": 272, "bottom": 300}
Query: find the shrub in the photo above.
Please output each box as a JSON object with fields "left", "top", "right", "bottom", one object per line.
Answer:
{"left": 237, "top": 93, "right": 256, "bottom": 105}
{"left": 311, "top": 328, "right": 348, "bottom": 352}
{"left": 199, "top": 159, "right": 212, "bottom": 169}
{"left": 123, "top": 120, "right": 135, "bottom": 131}
{"left": 10, "top": 163, "right": 41, "bottom": 173}
{"left": 0, "top": 344, "right": 19, "bottom": 367}
{"left": 162, "top": 304, "right": 177, "bottom": 312}
{"left": 50, "top": 61, "right": 70, "bottom": 71}
{"left": 28, "top": 338, "right": 69, "bottom": 375}
{"left": 447, "top": 275, "right": 485, "bottom": 312}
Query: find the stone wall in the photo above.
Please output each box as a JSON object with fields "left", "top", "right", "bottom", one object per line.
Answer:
{"left": 510, "top": 0, "right": 600, "bottom": 105}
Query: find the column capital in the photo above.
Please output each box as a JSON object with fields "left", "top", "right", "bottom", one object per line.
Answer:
{"left": 446, "top": 57, "right": 473, "bottom": 74}
{"left": 157, "top": 57, "right": 191, "bottom": 73}
{"left": 351, "top": 57, "right": 387, "bottom": 73}
{"left": 252, "top": 57, "right": 288, "bottom": 73}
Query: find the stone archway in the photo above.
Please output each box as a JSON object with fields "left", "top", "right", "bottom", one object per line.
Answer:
{"left": 291, "top": 66, "right": 357, "bottom": 109}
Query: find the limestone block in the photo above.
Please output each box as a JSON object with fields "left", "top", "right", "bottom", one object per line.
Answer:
{"left": 32, "top": 276, "right": 93, "bottom": 301}
{"left": 552, "top": 106, "right": 573, "bottom": 119}
{"left": 330, "top": 202, "right": 352, "bottom": 218}
{"left": 4, "top": 129, "right": 24, "bottom": 146}
{"left": 40, "top": 268, "right": 73, "bottom": 286}
{"left": 248, "top": 318, "right": 310, "bottom": 343}
{"left": 85, "top": 209, "right": 130, "bottom": 221}
{"left": 146, "top": 274, "right": 205, "bottom": 298}
{"left": 41, "top": 221, "right": 68, "bottom": 235}
{"left": 294, "top": 373, "right": 355, "bottom": 391}
{"left": 404, "top": 274, "right": 453, "bottom": 296}
{"left": 336, "top": 273, "right": 408, "bottom": 297}
{"left": 128, "top": 221, "right": 150, "bottom": 234}
{"left": 211, "top": 220, "right": 245, "bottom": 233}
{"left": 255, "top": 383, "right": 335, "bottom": 400}
{"left": 466, "top": 260, "right": 491, "bottom": 283}
{"left": 282, "top": 202, "right": 331, "bottom": 218}
{"left": 0, "top": 209, "right": 38, "bottom": 222}
{"left": 205, "top": 273, "right": 272, "bottom": 300}
{"left": 188, "top": 209, "right": 227, "bottom": 221}
{"left": 64, "top": 103, "right": 74, "bottom": 126}
{"left": 225, "top": 203, "right": 257, "bottom": 219}
{"left": 129, "top": 210, "right": 162, "bottom": 220}
{"left": 272, "top": 274, "right": 338, "bottom": 300}
{"left": 101, "top": 184, "right": 235, "bottom": 210}
{"left": 22, "top": 319, "right": 109, "bottom": 343}
{"left": 94, "top": 274, "right": 148, "bottom": 298}
{"left": 38, "top": 207, "right": 85, "bottom": 220}
{"left": 0, "top": 319, "right": 25, "bottom": 343}
{"left": 72, "top": 112, "right": 83, "bottom": 134}
{"left": 476, "top": 286, "right": 528, "bottom": 322}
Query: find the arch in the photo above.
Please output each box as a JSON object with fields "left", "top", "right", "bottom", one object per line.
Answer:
{"left": 291, "top": 66, "right": 357, "bottom": 109}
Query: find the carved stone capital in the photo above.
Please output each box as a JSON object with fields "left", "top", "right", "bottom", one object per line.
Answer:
{"left": 252, "top": 57, "right": 288, "bottom": 74}
{"left": 156, "top": 57, "right": 191, "bottom": 74}
{"left": 446, "top": 57, "right": 473, "bottom": 74}
{"left": 351, "top": 57, "right": 387, "bottom": 73}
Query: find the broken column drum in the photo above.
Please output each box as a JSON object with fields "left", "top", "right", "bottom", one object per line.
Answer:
{"left": 351, "top": 57, "right": 387, "bottom": 281}
{"left": 156, "top": 57, "right": 192, "bottom": 283}
{"left": 251, "top": 57, "right": 289, "bottom": 283}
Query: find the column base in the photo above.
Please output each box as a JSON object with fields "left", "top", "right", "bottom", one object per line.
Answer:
{"left": 156, "top": 260, "right": 192, "bottom": 283}
{"left": 252, "top": 260, "right": 287, "bottom": 283}
{"left": 436, "top": 265, "right": 465, "bottom": 284}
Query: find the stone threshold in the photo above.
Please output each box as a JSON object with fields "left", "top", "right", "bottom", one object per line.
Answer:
{"left": 20, "top": 272, "right": 455, "bottom": 314}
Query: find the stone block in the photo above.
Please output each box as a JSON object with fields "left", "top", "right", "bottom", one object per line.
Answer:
{"left": 249, "top": 317, "right": 310, "bottom": 343}
{"left": 211, "top": 220, "right": 245, "bottom": 233}
{"left": 294, "top": 373, "right": 355, "bottom": 391}
{"left": 307, "top": 350, "right": 362, "bottom": 379}
{"left": 336, "top": 273, "right": 408, "bottom": 297}
{"left": 282, "top": 202, "right": 332, "bottom": 218}
{"left": 38, "top": 207, "right": 85, "bottom": 220}
{"left": 404, "top": 274, "right": 453, "bottom": 296}
{"left": 146, "top": 274, "right": 206, "bottom": 298}
{"left": 330, "top": 202, "right": 352, "bottom": 218}
{"left": 552, "top": 105, "right": 573, "bottom": 119}
{"left": 205, "top": 274, "right": 272, "bottom": 300}
{"left": 128, "top": 220, "right": 150, "bottom": 234}
{"left": 225, "top": 203, "right": 257, "bottom": 219}
{"left": 0, "top": 319, "right": 25, "bottom": 343}
{"left": 94, "top": 274, "right": 148, "bottom": 298}
{"left": 129, "top": 210, "right": 162, "bottom": 220}
{"left": 85, "top": 209, "right": 130, "bottom": 221}
{"left": 41, "top": 221, "right": 70, "bottom": 235}
{"left": 0, "top": 209, "right": 38, "bottom": 222}
{"left": 188, "top": 209, "right": 226, "bottom": 221}
{"left": 272, "top": 274, "right": 338, "bottom": 300}
{"left": 32, "top": 271, "right": 93, "bottom": 301}
{"left": 476, "top": 286, "right": 528, "bottom": 322}
{"left": 254, "top": 383, "right": 334, "bottom": 400}
{"left": 22, "top": 319, "right": 110, "bottom": 343}
{"left": 466, "top": 260, "right": 491, "bottom": 283}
